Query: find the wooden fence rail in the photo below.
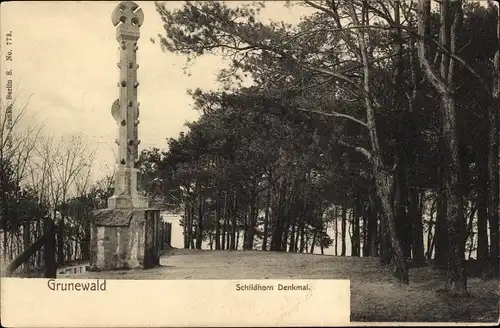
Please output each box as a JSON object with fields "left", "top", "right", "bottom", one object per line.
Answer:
{"left": 2, "top": 218, "right": 56, "bottom": 278}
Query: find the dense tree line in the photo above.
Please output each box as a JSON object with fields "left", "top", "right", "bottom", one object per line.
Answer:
{"left": 135, "top": 0, "right": 500, "bottom": 296}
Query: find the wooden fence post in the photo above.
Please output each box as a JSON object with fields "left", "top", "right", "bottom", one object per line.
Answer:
{"left": 144, "top": 210, "right": 160, "bottom": 269}
{"left": 156, "top": 214, "right": 162, "bottom": 258}
{"left": 163, "top": 222, "right": 167, "bottom": 248}
{"left": 159, "top": 221, "right": 165, "bottom": 251}
{"left": 43, "top": 218, "right": 57, "bottom": 278}
{"left": 165, "top": 222, "right": 172, "bottom": 248}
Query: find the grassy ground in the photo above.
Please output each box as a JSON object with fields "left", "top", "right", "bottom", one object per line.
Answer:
{"left": 56, "top": 248, "right": 499, "bottom": 323}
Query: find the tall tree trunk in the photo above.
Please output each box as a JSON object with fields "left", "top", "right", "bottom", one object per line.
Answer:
{"left": 281, "top": 222, "right": 289, "bottom": 251}
{"left": 394, "top": 0, "right": 414, "bottom": 261}
{"left": 368, "top": 196, "right": 378, "bottom": 257}
{"left": 362, "top": 208, "right": 368, "bottom": 257}
{"left": 379, "top": 209, "right": 392, "bottom": 264}
{"left": 289, "top": 221, "right": 296, "bottom": 252}
{"left": 418, "top": 0, "right": 466, "bottom": 295}
{"left": 36, "top": 219, "right": 43, "bottom": 267}
{"left": 304, "top": 235, "right": 309, "bottom": 254}
{"left": 249, "top": 199, "right": 258, "bottom": 249}
{"left": 243, "top": 204, "right": 251, "bottom": 250}
{"left": 244, "top": 197, "right": 257, "bottom": 250}
{"left": 406, "top": 108, "right": 425, "bottom": 264}
{"left": 281, "top": 194, "right": 294, "bottom": 252}
{"left": 410, "top": 190, "right": 425, "bottom": 265}
{"left": 188, "top": 197, "right": 194, "bottom": 249}
{"left": 294, "top": 197, "right": 305, "bottom": 253}
{"left": 428, "top": 233, "right": 436, "bottom": 261}
{"left": 189, "top": 197, "right": 195, "bottom": 249}
{"left": 57, "top": 212, "right": 65, "bottom": 265}
{"left": 222, "top": 191, "right": 229, "bottom": 251}
{"left": 310, "top": 231, "right": 316, "bottom": 254}
{"left": 262, "top": 172, "right": 272, "bottom": 251}
{"left": 66, "top": 240, "right": 71, "bottom": 262}
{"left": 477, "top": 154, "right": 489, "bottom": 265}
{"left": 426, "top": 200, "right": 436, "bottom": 260}
{"left": 341, "top": 205, "right": 347, "bottom": 256}
{"left": 270, "top": 179, "right": 286, "bottom": 251}
{"left": 215, "top": 191, "right": 221, "bottom": 250}
{"left": 299, "top": 196, "right": 307, "bottom": 253}
{"left": 235, "top": 229, "right": 240, "bottom": 250}
{"left": 435, "top": 168, "right": 448, "bottom": 267}
{"left": 299, "top": 213, "right": 306, "bottom": 253}
{"left": 3, "top": 231, "right": 8, "bottom": 264}
{"left": 230, "top": 191, "right": 237, "bottom": 251}
{"left": 394, "top": 156, "right": 411, "bottom": 258}
{"left": 195, "top": 195, "right": 204, "bottom": 250}
{"left": 289, "top": 197, "right": 298, "bottom": 252}
{"left": 9, "top": 233, "right": 13, "bottom": 261}
{"left": 334, "top": 206, "right": 339, "bottom": 256}
{"left": 347, "top": 0, "right": 409, "bottom": 283}
{"left": 183, "top": 199, "right": 189, "bottom": 249}
{"left": 225, "top": 195, "right": 231, "bottom": 250}
{"left": 496, "top": 0, "right": 500, "bottom": 278}
{"left": 294, "top": 223, "right": 300, "bottom": 253}
{"left": 487, "top": 0, "right": 500, "bottom": 278}
{"left": 442, "top": 92, "right": 467, "bottom": 294}
{"left": 375, "top": 170, "right": 409, "bottom": 282}
{"left": 466, "top": 205, "right": 477, "bottom": 260}
{"left": 352, "top": 201, "right": 360, "bottom": 257}
{"left": 407, "top": 6, "right": 426, "bottom": 265}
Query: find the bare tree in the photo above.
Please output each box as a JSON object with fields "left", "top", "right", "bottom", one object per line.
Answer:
{"left": 33, "top": 134, "right": 94, "bottom": 264}
{"left": 0, "top": 98, "right": 44, "bottom": 265}
{"left": 71, "top": 150, "right": 97, "bottom": 260}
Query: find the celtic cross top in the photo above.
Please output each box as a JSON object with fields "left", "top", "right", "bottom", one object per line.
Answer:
{"left": 111, "top": 1, "right": 144, "bottom": 40}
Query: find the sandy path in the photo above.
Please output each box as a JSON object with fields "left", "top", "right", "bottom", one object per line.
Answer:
{"left": 57, "top": 248, "right": 499, "bottom": 322}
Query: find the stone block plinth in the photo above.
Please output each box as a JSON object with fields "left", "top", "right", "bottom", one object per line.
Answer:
{"left": 89, "top": 208, "right": 161, "bottom": 271}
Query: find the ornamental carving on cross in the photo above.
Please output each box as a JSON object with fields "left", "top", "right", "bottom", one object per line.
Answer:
{"left": 111, "top": 1, "right": 144, "bottom": 39}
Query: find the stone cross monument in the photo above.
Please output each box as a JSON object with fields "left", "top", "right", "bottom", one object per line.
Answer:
{"left": 108, "top": 0, "right": 148, "bottom": 210}
{"left": 89, "top": 1, "right": 162, "bottom": 271}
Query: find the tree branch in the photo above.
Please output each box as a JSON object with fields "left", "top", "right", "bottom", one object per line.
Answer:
{"left": 296, "top": 107, "right": 368, "bottom": 128}
{"left": 336, "top": 138, "right": 372, "bottom": 162}
{"left": 416, "top": 0, "right": 449, "bottom": 95}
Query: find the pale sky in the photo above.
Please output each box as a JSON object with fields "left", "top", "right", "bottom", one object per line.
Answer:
{"left": 1, "top": 1, "right": 313, "bottom": 182}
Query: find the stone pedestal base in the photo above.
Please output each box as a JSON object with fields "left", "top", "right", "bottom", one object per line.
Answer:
{"left": 108, "top": 194, "right": 149, "bottom": 209}
{"left": 89, "top": 208, "right": 161, "bottom": 271}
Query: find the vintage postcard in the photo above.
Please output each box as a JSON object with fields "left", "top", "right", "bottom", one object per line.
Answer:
{"left": 1, "top": 0, "right": 499, "bottom": 326}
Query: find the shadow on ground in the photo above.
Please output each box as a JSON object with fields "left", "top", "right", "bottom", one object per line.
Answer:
{"left": 57, "top": 248, "right": 499, "bottom": 323}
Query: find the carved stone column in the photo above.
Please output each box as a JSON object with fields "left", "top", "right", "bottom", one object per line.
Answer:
{"left": 89, "top": 1, "right": 161, "bottom": 271}
{"left": 108, "top": 0, "right": 148, "bottom": 210}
